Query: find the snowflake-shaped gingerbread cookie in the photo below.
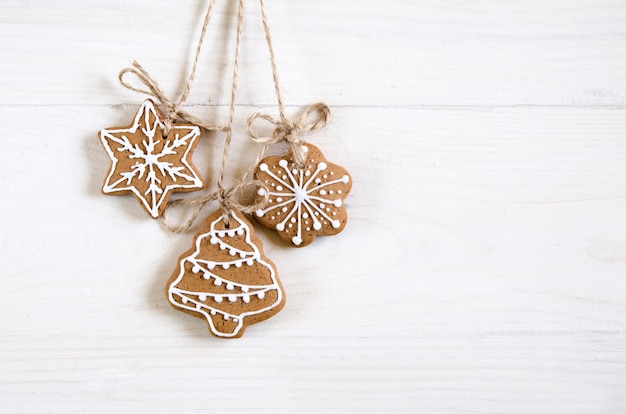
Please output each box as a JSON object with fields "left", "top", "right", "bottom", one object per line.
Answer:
{"left": 99, "top": 99, "right": 204, "bottom": 218}
{"left": 254, "top": 143, "right": 352, "bottom": 247}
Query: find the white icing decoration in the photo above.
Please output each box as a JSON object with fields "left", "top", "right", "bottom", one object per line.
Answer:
{"left": 167, "top": 210, "right": 283, "bottom": 338}
{"left": 256, "top": 147, "right": 349, "bottom": 245}
{"left": 99, "top": 100, "right": 203, "bottom": 218}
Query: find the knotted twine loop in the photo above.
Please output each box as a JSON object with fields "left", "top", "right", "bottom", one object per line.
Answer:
{"left": 162, "top": 179, "right": 269, "bottom": 233}
{"left": 119, "top": 61, "right": 226, "bottom": 135}
{"left": 246, "top": 102, "right": 331, "bottom": 167}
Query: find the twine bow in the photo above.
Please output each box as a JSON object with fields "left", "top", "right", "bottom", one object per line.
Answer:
{"left": 119, "top": 60, "right": 225, "bottom": 135}
{"left": 246, "top": 102, "right": 331, "bottom": 166}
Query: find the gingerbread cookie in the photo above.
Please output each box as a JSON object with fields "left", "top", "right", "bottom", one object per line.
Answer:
{"left": 167, "top": 209, "right": 285, "bottom": 338}
{"left": 99, "top": 99, "right": 204, "bottom": 218}
{"left": 254, "top": 143, "right": 352, "bottom": 247}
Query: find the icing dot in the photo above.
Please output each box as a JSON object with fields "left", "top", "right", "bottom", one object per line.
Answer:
{"left": 224, "top": 315, "right": 230, "bottom": 320}
{"left": 332, "top": 212, "right": 337, "bottom": 216}
{"left": 237, "top": 228, "right": 244, "bottom": 236}
{"left": 259, "top": 163, "right": 269, "bottom": 172}
{"left": 331, "top": 220, "right": 341, "bottom": 228}
{"left": 227, "top": 230, "right": 235, "bottom": 237}
{"left": 226, "top": 282, "right": 234, "bottom": 290}
{"left": 333, "top": 199, "right": 342, "bottom": 207}
{"left": 326, "top": 208, "right": 331, "bottom": 212}
{"left": 210, "top": 237, "right": 218, "bottom": 244}
{"left": 239, "top": 252, "right": 245, "bottom": 258}
{"left": 282, "top": 175, "right": 287, "bottom": 180}
{"left": 276, "top": 185, "right": 283, "bottom": 191}
{"left": 302, "top": 145, "right": 309, "bottom": 153}
{"left": 207, "top": 263, "right": 215, "bottom": 270}
{"left": 222, "top": 263, "right": 230, "bottom": 269}
{"left": 338, "top": 190, "right": 342, "bottom": 194}
{"left": 315, "top": 212, "right": 320, "bottom": 216}
{"left": 202, "top": 273, "right": 211, "bottom": 280}
{"left": 219, "top": 244, "right": 226, "bottom": 250}
{"left": 320, "top": 203, "right": 325, "bottom": 209}
{"left": 246, "top": 259, "right": 254, "bottom": 266}
{"left": 214, "top": 279, "right": 223, "bottom": 286}
{"left": 214, "top": 296, "right": 223, "bottom": 303}
{"left": 306, "top": 227, "right": 311, "bottom": 231}
{"left": 276, "top": 197, "right": 283, "bottom": 202}
{"left": 302, "top": 213, "right": 309, "bottom": 219}
{"left": 257, "top": 188, "right": 266, "bottom": 196}
{"left": 282, "top": 207, "right": 288, "bottom": 212}
{"left": 313, "top": 221, "right": 322, "bottom": 230}
{"left": 218, "top": 231, "right": 226, "bottom": 238}
{"left": 305, "top": 170, "right": 311, "bottom": 176}
{"left": 242, "top": 287, "right": 249, "bottom": 292}
{"left": 288, "top": 223, "right": 293, "bottom": 228}
{"left": 256, "top": 209, "right": 265, "bottom": 217}
{"left": 181, "top": 297, "right": 188, "bottom": 304}
{"left": 315, "top": 178, "right": 322, "bottom": 184}
{"left": 195, "top": 303, "right": 202, "bottom": 310}
{"left": 228, "top": 295, "right": 237, "bottom": 302}
{"left": 318, "top": 162, "right": 327, "bottom": 171}
{"left": 210, "top": 310, "right": 216, "bottom": 315}
{"left": 291, "top": 217, "right": 297, "bottom": 223}
{"left": 330, "top": 172, "right": 334, "bottom": 175}
{"left": 323, "top": 175, "right": 328, "bottom": 179}
{"left": 235, "top": 261, "right": 242, "bottom": 268}
{"left": 270, "top": 216, "right": 275, "bottom": 220}
{"left": 292, "top": 169, "right": 298, "bottom": 175}
{"left": 319, "top": 190, "right": 327, "bottom": 195}
{"left": 329, "top": 190, "right": 334, "bottom": 195}
{"left": 229, "top": 249, "right": 236, "bottom": 256}
{"left": 198, "top": 294, "right": 207, "bottom": 301}
{"left": 258, "top": 291, "right": 265, "bottom": 299}
{"left": 192, "top": 265, "right": 201, "bottom": 273}
{"left": 243, "top": 295, "right": 250, "bottom": 303}
{"left": 279, "top": 159, "right": 288, "bottom": 168}
{"left": 342, "top": 175, "right": 350, "bottom": 183}
{"left": 276, "top": 223, "right": 285, "bottom": 231}
{"left": 292, "top": 236, "right": 302, "bottom": 245}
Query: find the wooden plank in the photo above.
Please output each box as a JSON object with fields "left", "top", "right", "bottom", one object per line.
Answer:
{"left": 0, "top": 0, "right": 625, "bottom": 106}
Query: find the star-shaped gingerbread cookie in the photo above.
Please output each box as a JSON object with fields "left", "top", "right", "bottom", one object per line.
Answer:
{"left": 99, "top": 99, "right": 204, "bottom": 218}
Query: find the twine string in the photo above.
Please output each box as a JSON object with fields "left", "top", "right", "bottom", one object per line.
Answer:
{"left": 162, "top": 0, "right": 269, "bottom": 232}
{"left": 162, "top": 0, "right": 329, "bottom": 232}
{"left": 246, "top": 0, "right": 332, "bottom": 167}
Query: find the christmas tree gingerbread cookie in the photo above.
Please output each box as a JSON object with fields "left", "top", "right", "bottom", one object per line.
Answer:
{"left": 99, "top": 99, "right": 204, "bottom": 218}
{"left": 254, "top": 143, "right": 352, "bottom": 247}
{"left": 167, "top": 209, "right": 285, "bottom": 338}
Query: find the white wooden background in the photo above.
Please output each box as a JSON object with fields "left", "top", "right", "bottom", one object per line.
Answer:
{"left": 1, "top": 1, "right": 626, "bottom": 412}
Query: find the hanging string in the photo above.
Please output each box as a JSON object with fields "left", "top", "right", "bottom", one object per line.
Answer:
{"left": 245, "top": 0, "right": 332, "bottom": 167}
{"left": 162, "top": 0, "right": 268, "bottom": 233}
{"left": 118, "top": 0, "right": 226, "bottom": 135}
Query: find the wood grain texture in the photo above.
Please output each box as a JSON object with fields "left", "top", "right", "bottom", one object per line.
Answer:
{"left": 1, "top": 1, "right": 626, "bottom": 413}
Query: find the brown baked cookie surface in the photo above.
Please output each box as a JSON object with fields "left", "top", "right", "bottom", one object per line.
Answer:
{"left": 254, "top": 143, "right": 352, "bottom": 247}
{"left": 167, "top": 209, "right": 285, "bottom": 338}
{"left": 99, "top": 99, "right": 204, "bottom": 218}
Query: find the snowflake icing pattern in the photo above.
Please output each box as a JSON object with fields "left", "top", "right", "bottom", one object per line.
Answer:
{"left": 254, "top": 143, "right": 352, "bottom": 247}
{"left": 99, "top": 99, "right": 204, "bottom": 218}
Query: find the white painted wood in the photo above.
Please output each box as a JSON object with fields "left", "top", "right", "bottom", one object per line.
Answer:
{"left": 1, "top": 1, "right": 626, "bottom": 413}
